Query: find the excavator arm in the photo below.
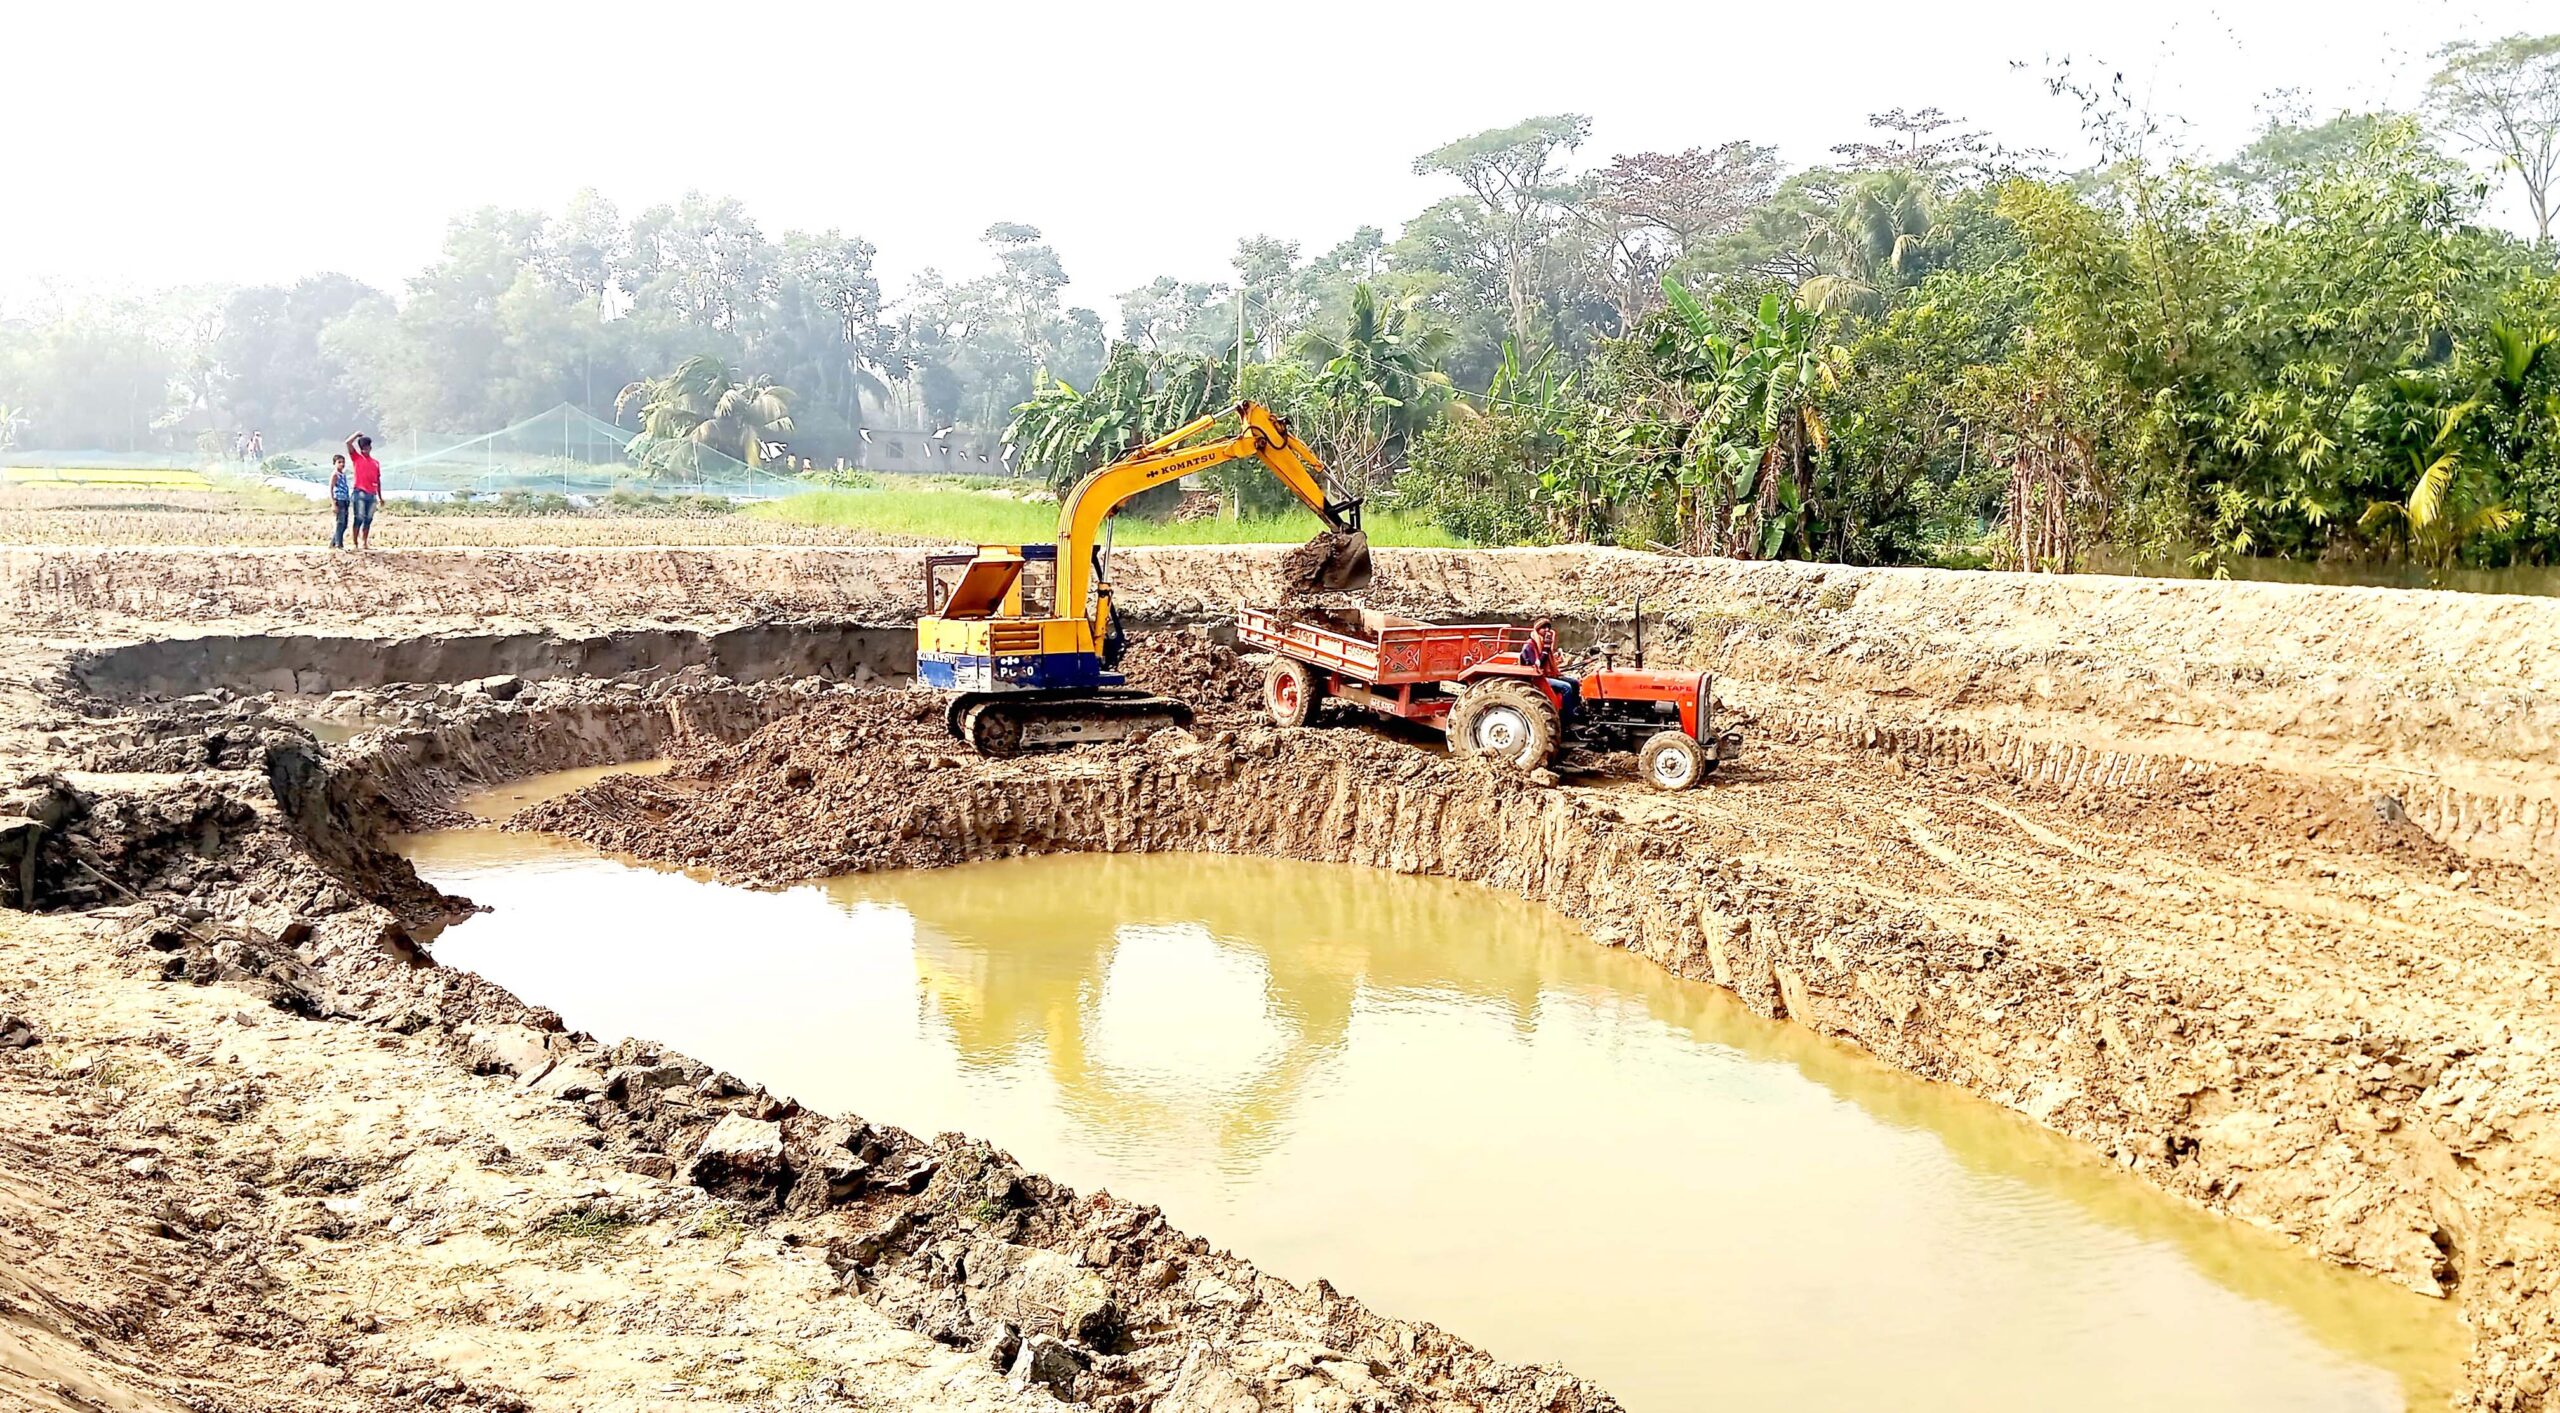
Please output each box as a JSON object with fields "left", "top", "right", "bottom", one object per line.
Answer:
{"left": 1054, "top": 401, "right": 1370, "bottom": 627}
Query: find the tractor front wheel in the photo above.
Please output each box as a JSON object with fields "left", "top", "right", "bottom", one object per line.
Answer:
{"left": 1638, "top": 730, "right": 1710, "bottom": 791}
{"left": 1447, "top": 680, "right": 1559, "bottom": 771}
{"left": 1264, "top": 659, "right": 1320, "bottom": 728}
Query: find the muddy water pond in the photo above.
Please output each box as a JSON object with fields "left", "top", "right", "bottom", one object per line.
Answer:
{"left": 406, "top": 777, "right": 2459, "bottom": 1413}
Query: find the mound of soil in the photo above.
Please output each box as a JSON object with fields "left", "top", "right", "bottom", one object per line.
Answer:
{"left": 1116, "top": 628, "right": 1262, "bottom": 722}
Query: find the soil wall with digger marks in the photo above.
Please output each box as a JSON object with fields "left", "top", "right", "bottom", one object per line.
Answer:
{"left": 4, "top": 680, "right": 1625, "bottom": 1413}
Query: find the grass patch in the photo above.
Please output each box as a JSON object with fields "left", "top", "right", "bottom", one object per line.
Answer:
{"left": 531, "top": 1202, "right": 637, "bottom": 1254}
{"left": 2, "top": 465, "right": 210, "bottom": 488}
{"left": 678, "top": 1202, "right": 745, "bottom": 1245}
{"left": 751, "top": 486, "right": 1467, "bottom": 547}
{"left": 205, "top": 473, "right": 320, "bottom": 514}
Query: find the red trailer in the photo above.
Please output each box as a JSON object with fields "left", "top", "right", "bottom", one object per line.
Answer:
{"left": 1234, "top": 607, "right": 1733, "bottom": 790}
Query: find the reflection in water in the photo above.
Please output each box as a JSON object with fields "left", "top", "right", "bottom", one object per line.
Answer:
{"left": 456, "top": 758, "right": 673, "bottom": 820}
{"left": 407, "top": 829, "right": 2460, "bottom": 1413}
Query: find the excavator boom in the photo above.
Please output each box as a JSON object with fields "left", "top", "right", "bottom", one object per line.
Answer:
{"left": 1053, "top": 401, "right": 1370, "bottom": 621}
{"left": 918, "top": 401, "right": 1372, "bottom": 757}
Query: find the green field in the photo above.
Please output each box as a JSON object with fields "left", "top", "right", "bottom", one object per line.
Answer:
{"left": 751, "top": 487, "right": 1468, "bottom": 547}
{"left": 3, "top": 465, "right": 211, "bottom": 489}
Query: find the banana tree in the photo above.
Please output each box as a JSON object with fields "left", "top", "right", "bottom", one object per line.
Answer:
{"left": 1657, "top": 278, "right": 1844, "bottom": 558}
{"left": 1003, "top": 344, "right": 1233, "bottom": 494}
{"left": 1300, "top": 283, "right": 1455, "bottom": 490}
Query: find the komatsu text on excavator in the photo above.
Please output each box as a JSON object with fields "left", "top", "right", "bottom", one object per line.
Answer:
{"left": 918, "top": 401, "right": 1372, "bottom": 756}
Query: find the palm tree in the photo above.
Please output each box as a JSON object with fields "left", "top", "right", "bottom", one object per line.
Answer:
{"left": 1798, "top": 171, "right": 1937, "bottom": 317}
{"left": 2355, "top": 407, "right": 2521, "bottom": 572}
{"left": 615, "top": 356, "right": 797, "bottom": 472}
{"left": 2356, "top": 323, "right": 2548, "bottom": 574}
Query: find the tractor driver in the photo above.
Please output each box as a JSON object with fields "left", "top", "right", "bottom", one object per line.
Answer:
{"left": 1518, "top": 617, "right": 1580, "bottom": 716}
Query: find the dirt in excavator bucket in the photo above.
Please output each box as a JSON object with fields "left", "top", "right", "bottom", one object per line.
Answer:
{"left": 1282, "top": 530, "right": 1373, "bottom": 593}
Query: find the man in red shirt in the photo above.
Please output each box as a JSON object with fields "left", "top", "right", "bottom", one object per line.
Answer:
{"left": 343, "top": 432, "right": 384, "bottom": 550}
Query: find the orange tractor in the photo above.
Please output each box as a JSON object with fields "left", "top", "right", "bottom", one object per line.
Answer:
{"left": 1235, "top": 607, "right": 1737, "bottom": 790}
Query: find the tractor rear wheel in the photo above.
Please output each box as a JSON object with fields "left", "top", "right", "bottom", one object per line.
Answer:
{"left": 1447, "top": 680, "right": 1558, "bottom": 771}
{"left": 1263, "top": 659, "right": 1320, "bottom": 728}
{"left": 1638, "top": 730, "right": 1710, "bottom": 791}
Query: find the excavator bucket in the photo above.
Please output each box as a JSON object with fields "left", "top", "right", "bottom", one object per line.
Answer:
{"left": 1287, "top": 529, "right": 1372, "bottom": 592}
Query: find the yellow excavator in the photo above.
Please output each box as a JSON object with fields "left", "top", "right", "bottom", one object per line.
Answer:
{"left": 918, "top": 401, "right": 1371, "bottom": 756}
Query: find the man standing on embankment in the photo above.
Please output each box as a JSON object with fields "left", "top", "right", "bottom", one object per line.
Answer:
{"left": 343, "top": 432, "right": 383, "bottom": 550}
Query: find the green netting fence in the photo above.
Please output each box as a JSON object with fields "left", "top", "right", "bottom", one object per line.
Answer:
{"left": 261, "top": 403, "right": 805, "bottom": 499}
{"left": 5, "top": 403, "right": 809, "bottom": 500}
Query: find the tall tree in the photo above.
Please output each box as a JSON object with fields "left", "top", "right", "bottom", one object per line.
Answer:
{"left": 628, "top": 193, "right": 774, "bottom": 335}
{"left": 1832, "top": 108, "right": 2002, "bottom": 183}
{"left": 1230, "top": 235, "right": 1307, "bottom": 356}
{"left": 541, "top": 188, "right": 631, "bottom": 315}
{"left": 2220, "top": 110, "right": 2400, "bottom": 202}
{"left": 214, "top": 274, "right": 385, "bottom": 444}
{"left": 1799, "top": 171, "right": 1938, "bottom": 316}
{"left": 764, "top": 230, "right": 889, "bottom": 454}
{"left": 1580, "top": 144, "right": 1783, "bottom": 330}
{"left": 2430, "top": 33, "right": 2560, "bottom": 245}
{"left": 1413, "top": 115, "right": 1591, "bottom": 352}
{"left": 1117, "top": 276, "right": 1232, "bottom": 357}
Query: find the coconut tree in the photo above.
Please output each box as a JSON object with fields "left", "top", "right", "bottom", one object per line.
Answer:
{"left": 1797, "top": 171, "right": 1937, "bottom": 317}
{"left": 615, "top": 355, "right": 797, "bottom": 472}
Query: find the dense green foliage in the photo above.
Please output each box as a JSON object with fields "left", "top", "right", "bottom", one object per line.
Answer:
{"left": 5, "top": 41, "right": 2556, "bottom": 575}
{"left": 750, "top": 488, "right": 1463, "bottom": 547}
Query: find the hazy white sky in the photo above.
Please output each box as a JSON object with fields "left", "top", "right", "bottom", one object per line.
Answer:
{"left": 1, "top": 0, "right": 2536, "bottom": 313}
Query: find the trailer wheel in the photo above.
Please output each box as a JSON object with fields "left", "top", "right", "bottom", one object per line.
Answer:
{"left": 1638, "top": 730, "right": 1709, "bottom": 791}
{"left": 1448, "top": 680, "right": 1558, "bottom": 771}
{"left": 1263, "top": 660, "right": 1320, "bottom": 728}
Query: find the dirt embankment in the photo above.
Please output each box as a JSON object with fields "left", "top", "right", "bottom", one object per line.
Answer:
{"left": 514, "top": 655, "right": 2560, "bottom": 1413}
{"left": 1, "top": 675, "right": 1621, "bottom": 1413}
{"left": 12, "top": 542, "right": 2552, "bottom": 869}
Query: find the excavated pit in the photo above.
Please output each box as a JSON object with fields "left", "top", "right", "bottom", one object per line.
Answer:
{"left": 8, "top": 541, "right": 2560, "bottom": 1411}
{"left": 403, "top": 827, "right": 2463, "bottom": 1411}
{"left": 475, "top": 638, "right": 2554, "bottom": 1413}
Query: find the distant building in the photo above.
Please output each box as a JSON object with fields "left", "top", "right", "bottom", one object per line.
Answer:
{"left": 856, "top": 428, "right": 1009, "bottom": 476}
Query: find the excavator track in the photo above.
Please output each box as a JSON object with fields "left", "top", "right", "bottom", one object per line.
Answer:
{"left": 948, "top": 690, "right": 1195, "bottom": 758}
